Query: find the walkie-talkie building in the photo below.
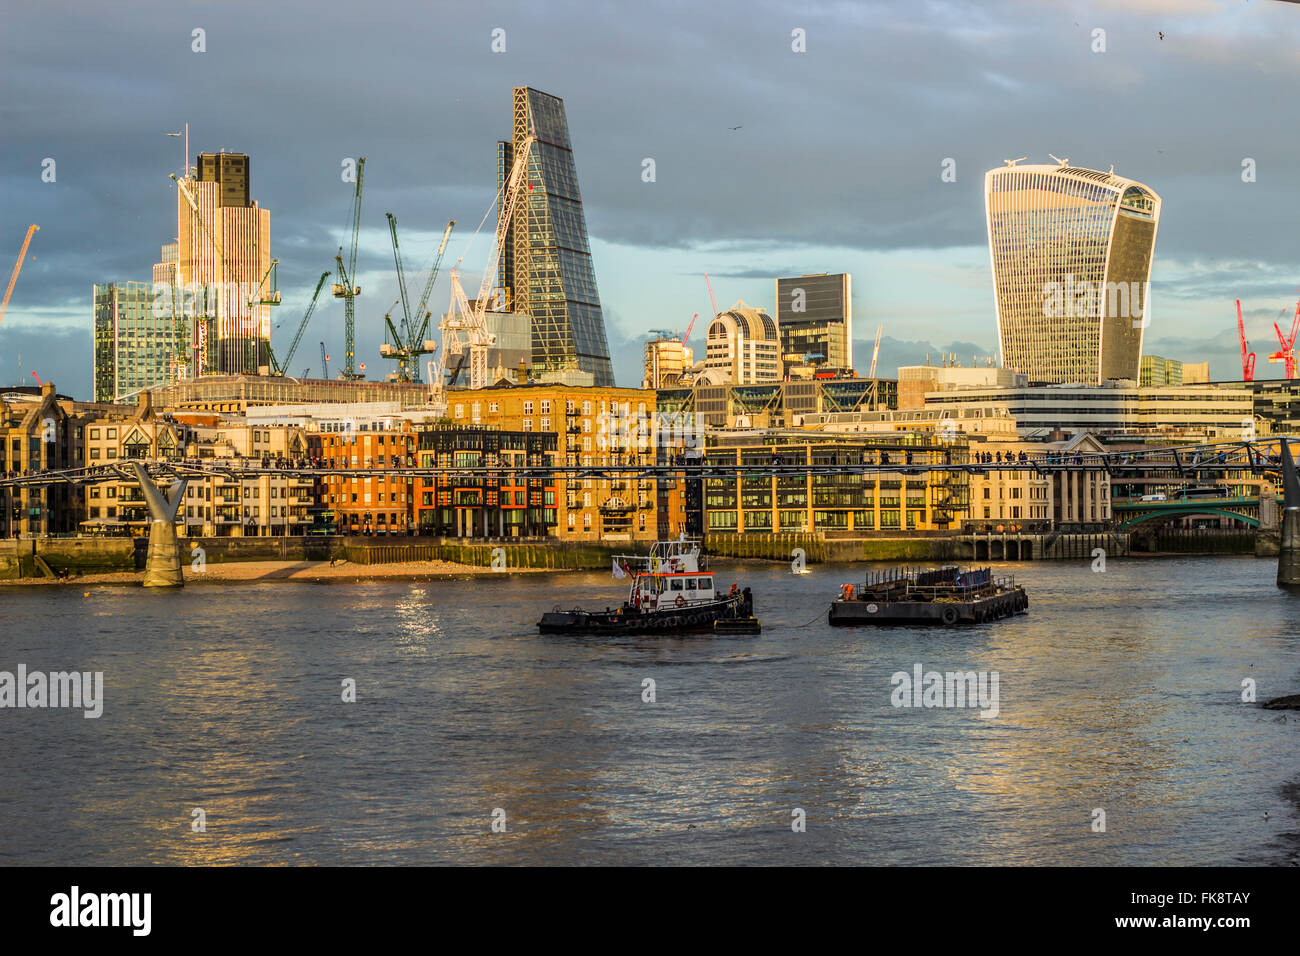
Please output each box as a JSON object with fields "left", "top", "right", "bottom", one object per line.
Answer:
{"left": 984, "top": 161, "right": 1161, "bottom": 385}
{"left": 498, "top": 87, "right": 614, "bottom": 386}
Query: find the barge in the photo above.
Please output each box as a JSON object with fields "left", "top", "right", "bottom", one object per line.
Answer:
{"left": 828, "top": 565, "right": 1027, "bottom": 627}
{"left": 537, "top": 537, "right": 759, "bottom": 635}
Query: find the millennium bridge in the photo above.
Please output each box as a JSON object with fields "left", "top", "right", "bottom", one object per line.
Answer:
{"left": 2, "top": 437, "right": 1297, "bottom": 588}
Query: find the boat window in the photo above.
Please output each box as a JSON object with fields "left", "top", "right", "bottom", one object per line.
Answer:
{"left": 670, "top": 579, "right": 683, "bottom": 591}
{"left": 685, "top": 578, "right": 698, "bottom": 590}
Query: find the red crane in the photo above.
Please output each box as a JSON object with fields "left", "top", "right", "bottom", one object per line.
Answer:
{"left": 1267, "top": 295, "right": 1299, "bottom": 378}
{"left": 681, "top": 312, "right": 698, "bottom": 344}
{"left": 1237, "top": 299, "right": 1256, "bottom": 382}
{"left": 704, "top": 273, "right": 720, "bottom": 318}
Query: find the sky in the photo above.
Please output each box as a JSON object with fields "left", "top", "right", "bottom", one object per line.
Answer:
{"left": 2, "top": 0, "right": 1300, "bottom": 398}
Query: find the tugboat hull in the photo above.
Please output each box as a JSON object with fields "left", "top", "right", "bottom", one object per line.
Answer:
{"left": 538, "top": 598, "right": 746, "bottom": 635}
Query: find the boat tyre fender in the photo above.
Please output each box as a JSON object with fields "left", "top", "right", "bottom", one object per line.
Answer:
{"left": 941, "top": 606, "right": 958, "bottom": 625}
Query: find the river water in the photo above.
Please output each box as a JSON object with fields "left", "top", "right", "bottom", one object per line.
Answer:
{"left": 1, "top": 556, "right": 1297, "bottom": 865}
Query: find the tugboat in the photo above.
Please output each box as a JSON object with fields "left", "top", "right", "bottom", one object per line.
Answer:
{"left": 828, "top": 565, "right": 1027, "bottom": 627}
{"left": 537, "top": 537, "right": 759, "bottom": 635}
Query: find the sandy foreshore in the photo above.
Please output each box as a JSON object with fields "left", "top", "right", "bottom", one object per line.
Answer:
{"left": 0, "top": 559, "right": 558, "bottom": 587}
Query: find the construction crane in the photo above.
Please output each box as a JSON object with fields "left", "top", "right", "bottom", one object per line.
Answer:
{"left": 1237, "top": 300, "right": 1256, "bottom": 382}
{"left": 682, "top": 313, "right": 698, "bottom": 344}
{"left": 381, "top": 216, "right": 454, "bottom": 381}
{"left": 333, "top": 156, "right": 365, "bottom": 379}
{"left": 704, "top": 273, "right": 720, "bottom": 318}
{"left": 267, "top": 271, "right": 331, "bottom": 375}
{"left": 869, "top": 323, "right": 883, "bottom": 378}
{"left": 1267, "top": 294, "right": 1299, "bottom": 378}
{"left": 434, "top": 135, "right": 536, "bottom": 405}
{"left": 320, "top": 342, "right": 330, "bottom": 381}
{"left": 248, "top": 258, "right": 281, "bottom": 307}
{"left": 0, "top": 224, "right": 38, "bottom": 330}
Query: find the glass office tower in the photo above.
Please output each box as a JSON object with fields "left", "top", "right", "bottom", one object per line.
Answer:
{"left": 93, "top": 281, "right": 190, "bottom": 403}
{"left": 985, "top": 162, "right": 1161, "bottom": 385}
{"left": 498, "top": 87, "right": 614, "bottom": 386}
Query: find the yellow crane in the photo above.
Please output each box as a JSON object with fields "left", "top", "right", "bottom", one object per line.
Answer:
{"left": 0, "top": 225, "right": 39, "bottom": 330}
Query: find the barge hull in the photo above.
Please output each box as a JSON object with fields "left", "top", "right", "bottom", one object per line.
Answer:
{"left": 828, "top": 588, "right": 1027, "bottom": 627}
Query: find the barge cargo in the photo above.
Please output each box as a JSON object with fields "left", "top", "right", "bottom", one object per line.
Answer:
{"left": 828, "top": 565, "right": 1027, "bottom": 627}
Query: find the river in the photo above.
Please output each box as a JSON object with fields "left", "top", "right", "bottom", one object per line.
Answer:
{"left": 1, "top": 556, "right": 1297, "bottom": 865}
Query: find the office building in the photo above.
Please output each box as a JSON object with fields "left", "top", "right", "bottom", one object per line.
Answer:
{"left": 657, "top": 376, "right": 896, "bottom": 430}
{"left": 923, "top": 382, "right": 1254, "bottom": 441}
{"left": 93, "top": 281, "right": 191, "bottom": 403}
{"left": 174, "top": 151, "right": 273, "bottom": 377}
{"left": 703, "top": 301, "right": 782, "bottom": 385}
{"left": 643, "top": 336, "right": 693, "bottom": 389}
{"left": 775, "top": 273, "right": 852, "bottom": 371}
{"left": 896, "top": 360, "right": 1026, "bottom": 410}
{"left": 699, "top": 433, "right": 969, "bottom": 533}
{"left": 1140, "top": 354, "right": 1183, "bottom": 387}
{"left": 985, "top": 160, "right": 1161, "bottom": 385}
{"left": 497, "top": 88, "right": 614, "bottom": 386}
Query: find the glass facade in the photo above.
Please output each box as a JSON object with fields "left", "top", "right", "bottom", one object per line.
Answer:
{"left": 775, "top": 273, "right": 853, "bottom": 370}
{"left": 985, "top": 164, "right": 1160, "bottom": 386}
{"left": 93, "top": 281, "right": 190, "bottom": 403}
{"left": 501, "top": 87, "right": 614, "bottom": 386}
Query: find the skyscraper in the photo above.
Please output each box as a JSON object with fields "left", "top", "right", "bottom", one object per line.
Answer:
{"left": 497, "top": 87, "right": 614, "bottom": 386}
{"left": 704, "top": 301, "right": 782, "bottom": 385}
{"left": 93, "top": 281, "right": 190, "bottom": 403}
{"left": 775, "top": 273, "right": 853, "bottom": 371}
{"left": 985, "top": 161, "right": 1161, "bottom": 385}
{"left": 174, "top": 152, "right": 272, "bottom": 377}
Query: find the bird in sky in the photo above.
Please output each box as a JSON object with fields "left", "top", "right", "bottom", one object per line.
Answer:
{"left": 1158, "top": 31, "right": 1165, "bottom": 39}
{"left": 729, "top": 125, "right": 743, "bottom": 131}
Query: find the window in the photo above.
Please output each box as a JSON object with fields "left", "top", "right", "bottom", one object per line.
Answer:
{"left": 523, "top": 401, "right": 534, "bottom": 414}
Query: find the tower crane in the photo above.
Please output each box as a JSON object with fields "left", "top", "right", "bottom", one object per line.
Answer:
{"left": 432, "top": 135, "right": 536, "bottom": 407}
{"left": 1237, "top": 300, "right": 1256, "bottom": 382}
{"left": 869, "top": 323, "right": 883, "bottom": 378}
{"left": 682, "top": 313, "right": 698, "bottom": 344}
{"left": 267, "top": 271, "right": 331, "bottom": 375}
{"left": 333, "top": 156, "right": 365, "bottom": 379}
{"left": 704, "top": 273, "right": 720, "bottom": 318}
{"left": 381, "top": 216, "right": 454, "bottom": 381}
{"left": 320, "top": 342, "right": 330, "bottom": 381}
{"left": 0, "top": 224, "right": 38, "bottom": 330}
{"left": 1267, "top": 294, "right": 1299, "bottom": 379}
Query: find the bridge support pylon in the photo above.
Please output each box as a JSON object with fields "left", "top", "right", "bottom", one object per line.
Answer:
{"left": 132, "top": 463, "right": 188, "bottom": 588}
{"left": 1278, "top": 439, "right": 1300, "bottom": 588}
